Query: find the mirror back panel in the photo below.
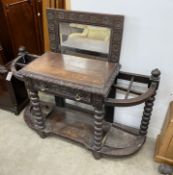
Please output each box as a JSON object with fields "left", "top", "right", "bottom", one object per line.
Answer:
{"left": 47, "top": 9, "right": 124, "bottom": 63}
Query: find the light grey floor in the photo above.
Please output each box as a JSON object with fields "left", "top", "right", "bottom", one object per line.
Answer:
{"left": 0, "top": 109, "right": 160, "bottom": 175}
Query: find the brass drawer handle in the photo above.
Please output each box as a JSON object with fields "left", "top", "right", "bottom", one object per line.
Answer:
{"left": 40, "top": 85, "right": 47, "bottom": 92}
{"left": 41, "top": 88, "right": 46, "bottom": 92}
{"left": 75, "top": 94, "right": 81, "bottom": 101}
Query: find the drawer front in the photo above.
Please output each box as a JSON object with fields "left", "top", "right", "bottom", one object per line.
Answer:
{"left": 34, "top": 81, "right": 91, "bottom": 104}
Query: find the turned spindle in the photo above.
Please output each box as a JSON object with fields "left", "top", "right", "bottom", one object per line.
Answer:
{"left": 139, "top": 69, "right": 161, "bottom": 136}
{"left": 29, "top": 90, "right": 45, "bottom": 130}
{"left": 18, "top": 46, "right": 26, "bottom": 56}
{"left": 93, "top": 106, "right": 104, "bottom": 151}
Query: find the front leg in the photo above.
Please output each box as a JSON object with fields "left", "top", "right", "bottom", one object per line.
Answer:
{"left": 93, "top": 104, "right": 104, "bottom": 159}
{"left": 29, "top": 90, "right": 46, "bottom": 138}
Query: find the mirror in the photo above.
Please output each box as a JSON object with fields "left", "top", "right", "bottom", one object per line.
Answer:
{"left": 59, "top": 22, "right": 111, "bottom": 57}
{"left": 47, "top": 9, "right": 124, "bottom": 62}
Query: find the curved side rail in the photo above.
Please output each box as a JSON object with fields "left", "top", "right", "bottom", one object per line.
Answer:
{"left": 105, "top": 82, "right": 157, "bottom": 107}
{"left": 11, "top": 46, "right": 39, "bottom": 81}
{"left": 11, "top": 55, "right": 25, "bottom": 81}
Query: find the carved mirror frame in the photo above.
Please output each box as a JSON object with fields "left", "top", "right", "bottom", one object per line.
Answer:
{"left": 47, "top": 8, "right": 124, "bottom": 63}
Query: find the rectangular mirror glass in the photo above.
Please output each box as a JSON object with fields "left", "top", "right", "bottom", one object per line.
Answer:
{"left": 59, "top": 22, "right": 111, "bottom": 57}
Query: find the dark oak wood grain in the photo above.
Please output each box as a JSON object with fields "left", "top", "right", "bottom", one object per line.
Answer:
{"left": 24, "top": 52, "right": 119, "bottom": 89}
{"left": 46, "top": 8, "right": 124, "bottom": 122}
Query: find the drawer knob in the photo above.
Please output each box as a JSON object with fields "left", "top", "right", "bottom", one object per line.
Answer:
{"left": 41, "top": 88, "right": 46, "bottom": 91}
{"left": 40, "top": 85, "right": 47, "bottom": 92}
{"left": 75, "top": 94, "right": 81, "bottom": 101}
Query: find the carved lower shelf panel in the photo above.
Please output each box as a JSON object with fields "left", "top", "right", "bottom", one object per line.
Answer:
{"left": 24, "top": 102, "right": 146, "bottom": 158}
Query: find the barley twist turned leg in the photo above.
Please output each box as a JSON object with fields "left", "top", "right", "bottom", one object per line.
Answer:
{"left": 29, "top": 90, "right": 46, "bottom": 138}
{"left": 139, "top": 94, "right": 156, "bottom": 135}
{"left": 93, "top": 105, "right": 104, "bottom": 159}
{"left": 139, "top": 68, "right": 160, "bottom": 136}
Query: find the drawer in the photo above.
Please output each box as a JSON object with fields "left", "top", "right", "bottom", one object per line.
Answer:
{"left": 34, "top": 81, "right": 91, "bottom": 104}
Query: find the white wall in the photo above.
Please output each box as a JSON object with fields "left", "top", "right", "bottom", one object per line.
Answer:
{"left": 71, "top": 0, "right": 173, "bottom": 138}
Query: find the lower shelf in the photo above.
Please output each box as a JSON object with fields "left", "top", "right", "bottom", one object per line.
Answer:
{"left": 101, "top": 124, "right": 146, "bottom": 157}
{"left": 24, "top": 103, "right": 146, "bottom": 158}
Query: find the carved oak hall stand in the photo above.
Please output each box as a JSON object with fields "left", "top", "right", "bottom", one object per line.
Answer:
{"left": 12, "top": 50, "right": 160, "bottom": 159}
{"left": 12, "top": 9, "right": 161, "bottom": 159}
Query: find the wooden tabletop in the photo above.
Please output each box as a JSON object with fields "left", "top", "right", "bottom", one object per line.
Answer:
{"left": 22, "top": 52, "right": 119, "bottom": 95}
